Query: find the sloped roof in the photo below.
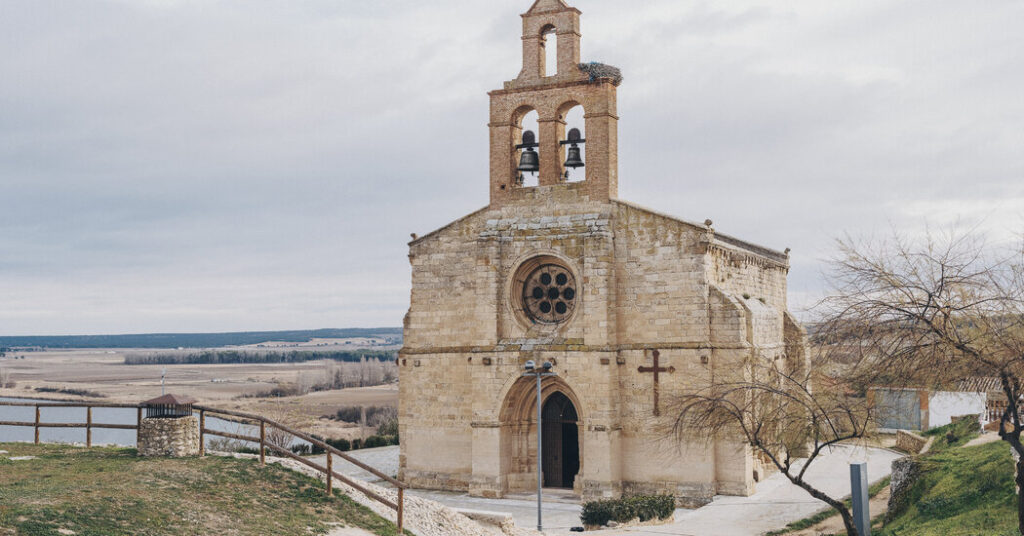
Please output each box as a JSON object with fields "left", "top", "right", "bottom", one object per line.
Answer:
{"left": 527, "top": 0, "right": 573, "bottom": 14}
{"left": 143, "top": 394, "right": 196, "bottom": 405}
{"left": 956, "top": 377, "right": 1004, "bottom": 394}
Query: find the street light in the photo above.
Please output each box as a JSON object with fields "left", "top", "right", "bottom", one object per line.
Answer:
{"left": 523, "top": 360, "right": 556, "bottom": 532}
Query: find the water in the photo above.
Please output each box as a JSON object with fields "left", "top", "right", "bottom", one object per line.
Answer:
{"left": 0, "top": 397, "right": 301, "bottom": 450}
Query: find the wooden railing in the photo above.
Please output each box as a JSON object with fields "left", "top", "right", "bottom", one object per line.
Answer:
{"left": 0, "top": 400, "right": 142, "bottom": 447}
{"left": 194, "top": 405, "right": 405, "bottom": 533}
{"left": 0, "top": 400, "right": 405, "bottom": 533}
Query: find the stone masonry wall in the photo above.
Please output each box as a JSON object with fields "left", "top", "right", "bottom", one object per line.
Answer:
{"left": 138, "top": 416, "right": 200, "bottom": 457}
{"left": 401, "top": 184, "right": 796, "bottom": 503}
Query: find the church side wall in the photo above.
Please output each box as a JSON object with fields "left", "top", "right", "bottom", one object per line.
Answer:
{"left": 611, "top": 203, "right": 710, "bottom": 346}
{"left": 707, "top": 245, "right": 789, "bottom": 310}
{"left": 404, "top": 211, "right": 497, "bottom": 350}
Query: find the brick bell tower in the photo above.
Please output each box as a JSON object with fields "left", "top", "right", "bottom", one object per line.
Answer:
{"left": 489, "top": 0, "right": 622, "bottom": 206}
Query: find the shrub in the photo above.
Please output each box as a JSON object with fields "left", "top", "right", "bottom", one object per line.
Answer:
{"left": 376, "top": 416, "right": 398, "bottom": 437}
{"left": 326, "top": 438, "right": 351, "bottom": 452}
{"left": 335, "top": 406, "right": 362, "bottom": 423}
{"left": 580, "top": 495, "right": 675, "bottom": 527}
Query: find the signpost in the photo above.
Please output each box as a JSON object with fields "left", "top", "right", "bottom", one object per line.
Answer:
{"left": 850, "top": 462, "right": 870, "bottom": 536}
{"left": 523, "top": 360, "right": 556, "bottom": 532}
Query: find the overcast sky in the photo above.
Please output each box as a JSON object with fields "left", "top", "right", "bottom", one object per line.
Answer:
{"left": 1, "top": 0, "right": 1022, "bottom": 336}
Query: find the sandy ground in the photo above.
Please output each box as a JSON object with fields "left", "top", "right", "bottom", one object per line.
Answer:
{"left": 0, "top": 348, "right": 397, "bottom": 440}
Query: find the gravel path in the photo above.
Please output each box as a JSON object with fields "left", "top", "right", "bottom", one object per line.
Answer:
{"left": 214, "top": 451, "right": 539, "bottom": 536}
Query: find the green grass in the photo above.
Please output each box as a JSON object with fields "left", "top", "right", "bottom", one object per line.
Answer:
{"left": 878, "top": 439, "right": 1019, "bottom": 536}
{"left": 919, "top": 417, "right": 982, "bottom": 455}
{"left": 765, "top": 477, "right": 891, "bottom": 535}
{"left": 0, "top": 443, "right": 409, "bottom": 536}
{"left": 768, "top": 419, "right": 992, "bottom": 535}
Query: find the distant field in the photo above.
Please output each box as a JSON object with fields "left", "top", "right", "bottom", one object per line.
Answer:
{"left": 0, "top": 345, "right": 399, "bottom": 441}
{"left": 0, "top": 327, "right": 402, "bottom": 349}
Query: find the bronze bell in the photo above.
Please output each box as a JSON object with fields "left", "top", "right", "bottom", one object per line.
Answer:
{"left": 518, "top": 147, "right": 540, "bottom": 174}
{"left": 564, "top": 145, "right": 584, "bottom": 169}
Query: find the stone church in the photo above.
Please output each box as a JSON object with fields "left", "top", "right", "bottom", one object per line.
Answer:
{"left": 398, "top": 0, "right": 808, "bottom": 505}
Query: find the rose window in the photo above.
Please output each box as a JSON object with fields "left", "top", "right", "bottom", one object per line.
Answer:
{"left": 521, "top": 264, "right": 577, "bottom": 324}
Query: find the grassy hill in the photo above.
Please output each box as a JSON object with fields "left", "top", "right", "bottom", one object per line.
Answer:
{"left": 0, "top": 328, "right": 402, "bottom": 349}
{"left": 880, "top": 436, "right": 1018, "bottom": 535}
{"left": 0, "top": 443, "right": 406, "bottom": 536}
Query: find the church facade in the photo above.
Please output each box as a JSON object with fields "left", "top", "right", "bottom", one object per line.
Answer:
{"left": 398, "top": 0, "right": 808, "bottom": 505}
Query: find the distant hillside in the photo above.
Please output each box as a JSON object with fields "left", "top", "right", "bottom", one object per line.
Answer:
{"left": 0, "top": 328, "right": 402, "bottom": 349}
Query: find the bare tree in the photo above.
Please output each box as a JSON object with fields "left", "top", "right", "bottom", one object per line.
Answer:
{"left": 0, "top": 367, "right": 12, "bottom": 388}
{"left": 261, "top": 404, "right": 309, "bottom": 451}
{"left": 818, "top": 229, "right": 1024, "bottom": 533}
{"left": 669, "top": 354, "right": 875, "bottom": 536}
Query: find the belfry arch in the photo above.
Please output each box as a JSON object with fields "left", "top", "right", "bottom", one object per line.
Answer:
{"left": 498, "top": 375, "right": 584, "bottom": 493}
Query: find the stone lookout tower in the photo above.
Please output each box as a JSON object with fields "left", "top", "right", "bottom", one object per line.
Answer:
{"left": 398, "top": 0, "right": 808, "bottom": 505}
{"left": 138, "top": 394, "right": 200, "bottom": 457}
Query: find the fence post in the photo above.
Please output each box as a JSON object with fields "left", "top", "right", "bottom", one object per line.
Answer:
{"left": 259, "top": 421, "right": 266, "bottom": 466}
{"left": 199, "top": 410, "right": 205, "bottom": 456}
{"left": 326, "top": 453, "right": 333, "bottom": 495}
{"left": 136, "top": 407, "right": 142, "bottom": 446}
{"left": 397, "top": 487, "right": 404, "bottom": 534}
{"left": 34, "top": 406, "right": 40, "bottom": 445}
{"left": 86, "top": 407, "right": 92, "bottom": 448}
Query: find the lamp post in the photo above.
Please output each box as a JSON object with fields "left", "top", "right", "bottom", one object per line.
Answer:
{"left": 523, "top": 360, "right": 556, "bottom": 532}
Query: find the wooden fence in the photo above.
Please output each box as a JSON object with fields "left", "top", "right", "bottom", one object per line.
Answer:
{"left": 0, "top": 400, "right": 405, "bottom": 532}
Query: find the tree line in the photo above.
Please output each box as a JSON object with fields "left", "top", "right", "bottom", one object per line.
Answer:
{"left": 0, "top": 328, "right": 401, "bottom": 349}
{"left": 123, "top": 349, "right": 396, "bottom": 366}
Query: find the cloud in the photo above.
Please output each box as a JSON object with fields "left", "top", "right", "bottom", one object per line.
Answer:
{"left": 0, "top": 0, "right": 1021, "bottom": 334}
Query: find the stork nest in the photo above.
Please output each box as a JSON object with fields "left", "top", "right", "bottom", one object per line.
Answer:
{"left": 579, "top": 62, "right": 623, "bottom": 86}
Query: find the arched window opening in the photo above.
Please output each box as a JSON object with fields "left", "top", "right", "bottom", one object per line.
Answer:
{"left": 561, "top": 104, "right": 586, "bottom": 182}
{"left": 518, "top": 110, "right": 540, "bottom": 187}
{"left": 543, "top": 26, "right": 558, "bottom": 77}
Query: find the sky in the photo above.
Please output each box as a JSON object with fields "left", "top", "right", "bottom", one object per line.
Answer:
{"left": 1, "top": 0, "right": 1022, "bottom": 336}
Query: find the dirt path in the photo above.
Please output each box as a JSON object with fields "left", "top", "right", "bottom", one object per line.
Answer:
{"left": 789, "top": 486, "right": 891, "bottom": 536}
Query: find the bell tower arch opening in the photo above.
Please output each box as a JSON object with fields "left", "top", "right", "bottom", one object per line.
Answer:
{"left": 559, "top": 102, "right": 585, "bottom": 182}
{"left": 542, "top": 25, "right": 558, "bottom": 77}
{"left": 518, "top": 109, "right": 541, "bottom": 187}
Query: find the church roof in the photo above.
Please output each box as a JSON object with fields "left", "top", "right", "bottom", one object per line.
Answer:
{"left": 612, "top": 200, "right": 789, "bottom": 265}
{"left": 409, "top": 200, "right": 789, "bottom": 266}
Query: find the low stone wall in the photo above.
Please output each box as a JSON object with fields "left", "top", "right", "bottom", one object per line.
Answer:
{"left": 887, "top": 456, "right": 921, "bottom": 521}
{"left": 896, "top": 430, "right": 930, "bottom": 454}
{"left": 138, "top": 416, "right": 200, "bottom": 457}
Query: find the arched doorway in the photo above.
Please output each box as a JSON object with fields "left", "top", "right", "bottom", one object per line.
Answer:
{"left": 542, "top": 392, "right": 579, "bottom": 488}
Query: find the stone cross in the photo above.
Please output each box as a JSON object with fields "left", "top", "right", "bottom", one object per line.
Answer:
{"left": 638, "top": 349, "right": 675, "bottom": 416}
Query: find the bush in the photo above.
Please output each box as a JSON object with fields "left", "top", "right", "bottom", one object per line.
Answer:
{"left": 326, "top": 438, "right": 351, "bottom": 452}
{"left": 376, "top": 416, "right": 398, "bottom": 437}
{"left": 335, "top": 406, "right": 362, "bottom": 423}
{"left": 580, "top": 495, "right": 675, "bottom": 527}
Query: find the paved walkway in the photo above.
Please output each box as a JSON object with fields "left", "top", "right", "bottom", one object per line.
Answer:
{"left": 310, "top": 445, "right": 400, "bottom": 482}
{"left": 591, "top": 444, "right": 899, "bottom": 536}
{"left": 318, "top": 443, "right": 902, "bottom": 536}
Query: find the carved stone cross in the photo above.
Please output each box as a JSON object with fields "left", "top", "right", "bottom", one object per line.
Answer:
{"left": 638, "top": 349, "right": 675, "bottom": 416}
